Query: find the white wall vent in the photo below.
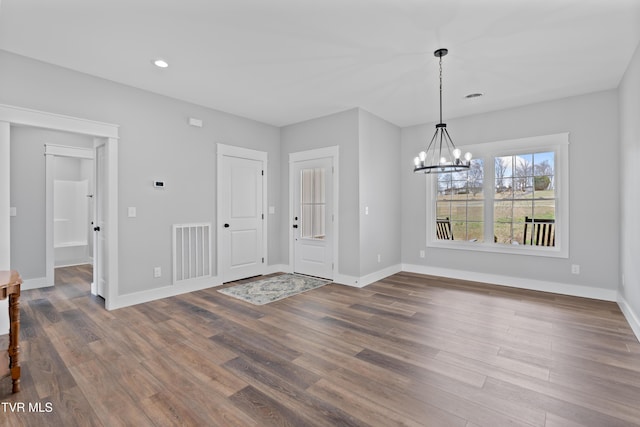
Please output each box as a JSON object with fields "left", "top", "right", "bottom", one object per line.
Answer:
{"left": 172, "top": 223, "right": 212, "bottom": 284}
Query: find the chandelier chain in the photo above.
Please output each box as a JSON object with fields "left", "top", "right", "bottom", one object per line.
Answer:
{"left": 439, "top": 55, "right": 443, "bottom": 124}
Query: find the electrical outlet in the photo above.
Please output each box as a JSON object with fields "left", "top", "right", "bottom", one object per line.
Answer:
{"left": 377, "top": 254, "right": 381, "bottom": 263}
{"left": 154, "top": 267, "right": 161, "bottom": 278}
{"left": 419, "top": 250, "right": 425, "bottom": 258}
{"left": 571, "top": 264, "right": 580, "bottom": 275}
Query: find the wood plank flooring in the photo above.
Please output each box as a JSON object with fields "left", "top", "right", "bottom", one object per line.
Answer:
{"left": 2, "top": 266, "right": 640, "bottom": 426}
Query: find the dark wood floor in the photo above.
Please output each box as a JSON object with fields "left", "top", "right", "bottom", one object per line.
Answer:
{"left": 2, "top": 266, "right": 640, "bottom": 426}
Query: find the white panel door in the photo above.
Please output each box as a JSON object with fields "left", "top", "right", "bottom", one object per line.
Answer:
{"left": 220, "top": 155, "right": 264, "bottom": 282}
{"left": 93, "top": 142, "right": 106, "bottom": 297}
{"left": 293, "top": 157, "right": 333, "bottom": 279}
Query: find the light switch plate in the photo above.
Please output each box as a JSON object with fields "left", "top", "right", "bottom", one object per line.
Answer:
{"left": 128, "top": 207, "right": 137, "bottom": 217}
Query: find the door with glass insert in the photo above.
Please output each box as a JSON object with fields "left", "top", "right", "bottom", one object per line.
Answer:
{"left": 293, "top": 157, "right": 333, "bottom": 279}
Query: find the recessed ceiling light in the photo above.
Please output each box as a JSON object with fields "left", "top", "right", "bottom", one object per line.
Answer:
{"left": 153, "top": 59, "right": 169, "bottom": 68}
{"left": 465, "top": 93, "right": 483, "bottom": 99}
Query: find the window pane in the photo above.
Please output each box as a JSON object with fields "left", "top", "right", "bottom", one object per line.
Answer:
{"left": 534, "top": 177, "right": 554, "bottom": 198}
{"left": 468, "top": 159, "right": 484, "bottom": 194}
{"left": 513, "top": 200, "right": 533, "bottom": 223}
{"left": 534, "top": 152, "right": 554, "bottom": 176}
{"left": 313, "top": 205, "right": 325, "bottom": 239}
{"left": 450, "top": 202, "right": 468, "bottom": 221}
{"left": 494, "top": 200, "right": 512, "bottom": 223}
{"left": 533, "top": 200, "right": 555, "bottom": 220}
{"left": 301, "top": 204, "right": 313, "bottom": 238}
{"left": 515, "top": 154, "right": 533, "bottom": 176}
{"left": 496, "top": 177, "right": 513, "bottom": 198}
{"left": 437, "top": 185, "right": 450, "bottom": 201}
{"left": 313, "top": 168, "right": 325, "bottom": 203}
{"left": 438, "top": 175, "right": 453, "bottom": 200}
{"left": 432, "top": 158, "right": 483, "bottom": 243}
{"left": 436, "top": 202, "right": 451, "bottom": 219}
{"left": 467, "top": 200, "right": 484, "bottom": 223}
{"left": 495, "top": 156, "right": 511, "bottom": 193}
{"left": 494, "top": 222, "right": 513, "bottom": 244}
{"left": 301, "top": 169, "right": 313, "bottom": 204}
{"left": 467, "top": 221, "right": 484, "bottom": 242}
{"left": 453, "top": 186, "right": 469, "bottom": 199}
{"left": 452, "top": 221, "right": 466, "bottom": 240}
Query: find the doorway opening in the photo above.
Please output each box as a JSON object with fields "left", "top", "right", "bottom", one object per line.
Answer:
{"left": 45, "top": 144, "right": 100, "bottom": 299}
{"left": 0, "top": 104, "right": 119, "bottom": 310}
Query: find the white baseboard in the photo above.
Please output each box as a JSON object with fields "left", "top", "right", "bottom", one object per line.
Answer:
{"left": 21, "top": 276, "right": 51, "bottom": 290}
{"left": 618, "top": 296, "right": 640, "bottom": 343}
{"left": 333, "top": 272, "right": 360, "bottom": 287}
{"left": 108, "top": 276, "right": 222, "bottom": 310}
{"left": 402, "top": 264, "right": 618, "bottom": 302}
{"left": 357, "top": 264, "right": 402, "bottom": 287}
{"left": 332, "top": 264, "right": 402, "bottom": 288}
{"left": 55, "top": 258, "right": 92, "bottom": 268}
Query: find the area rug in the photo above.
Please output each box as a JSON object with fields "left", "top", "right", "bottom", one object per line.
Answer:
{"left": 218, "top": 274, "right": 330, "bottom": 305}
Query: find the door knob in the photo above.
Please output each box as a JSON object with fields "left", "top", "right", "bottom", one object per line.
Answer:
{"left": 224, "top": 223, "right": 230, "bottom": 228}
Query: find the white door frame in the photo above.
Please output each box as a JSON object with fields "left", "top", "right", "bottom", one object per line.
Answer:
{"left": 0, "top": 104, "right": 119, "bottom": 310}
{"left": 216, "top": 143, "right": 268, "bottom": 281}
{"left": 289, "top": 146, "right": 339, "bottom": 279}
{"left": 44, "top": 144, "right": 95, "bottom": 292}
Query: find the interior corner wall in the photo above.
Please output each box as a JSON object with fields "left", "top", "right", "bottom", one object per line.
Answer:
{"left": 280, "top": 108, "right": 360, "bottom": 278}
{"left": 401, "top": 90, "right": 620, "bottom": 294}
{"left": 358, "top": 109, "right": 401, "bottom": 276}
{"left": 0, "top": 49, "right": 281, "bottom": 296}
{"left": 619, "top": 40, "right": 640, "bottom": 328}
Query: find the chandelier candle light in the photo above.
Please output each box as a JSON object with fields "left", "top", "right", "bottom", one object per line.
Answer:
{"left": 414, "top": 48, "right": 472, "bottom": 173}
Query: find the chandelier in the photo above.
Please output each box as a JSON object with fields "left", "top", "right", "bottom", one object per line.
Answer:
{"left": 413, "top": 48, "right": 472, "bottom": 173}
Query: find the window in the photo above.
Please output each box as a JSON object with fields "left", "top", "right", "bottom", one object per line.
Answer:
{"left": 300, "top": 167, "right": 326, "bottom": 239}
{"left": 436, "top": 159, "right": 484, "bottom": 241}
{"left": 426, "top": 133, "right": 569, "bottom": 257}
{"left": 494, "top": 152, "right": 555, "bottom": 245}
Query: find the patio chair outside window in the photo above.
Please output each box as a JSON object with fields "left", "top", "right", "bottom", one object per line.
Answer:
{"left": 523, "top": 216, "right": 555, "bottom": 246}
{"left": 436, "top": 217, "right": 453, "bottom": 240}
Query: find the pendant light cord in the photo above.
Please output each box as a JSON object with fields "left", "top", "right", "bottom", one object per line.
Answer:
{"left": 439, "top": 55, "right": 443, "bottom": 125}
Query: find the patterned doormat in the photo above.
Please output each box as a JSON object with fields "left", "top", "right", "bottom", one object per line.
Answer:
{"left": 217, "top": 274, "right": 330, "bottom": 305}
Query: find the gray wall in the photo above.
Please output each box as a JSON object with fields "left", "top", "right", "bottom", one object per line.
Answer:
{"left": 1, "top": 50, "right": 281, "bottom": 294}
{"left": 280, "top": 108, "right": 402, "bottom": 280}
{"left": 280, "top": 108, "right": 361, "bottom": 277}
{"left": 619, "top": 41, "right": 640, "bottom": 321}
{"left": 358, "top": 109, "right": 401, "bottom": 276}
{"left": 10, "top": 127, "right": 93, "bottom": 279}
{"left": 401, "top": 90, "right": 620, "bottom": 291}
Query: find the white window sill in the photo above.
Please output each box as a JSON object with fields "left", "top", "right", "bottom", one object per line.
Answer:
{"left": 427, "top": 239, "right": 568, "bottom": 258}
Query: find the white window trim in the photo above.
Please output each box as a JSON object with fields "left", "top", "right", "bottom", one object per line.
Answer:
{"left": 426, "top": 132, "right": 569, "bottom": 258}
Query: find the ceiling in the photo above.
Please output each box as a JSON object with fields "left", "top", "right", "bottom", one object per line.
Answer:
{"left": 1, "top": 0, "right": 639, "bottom": 128}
